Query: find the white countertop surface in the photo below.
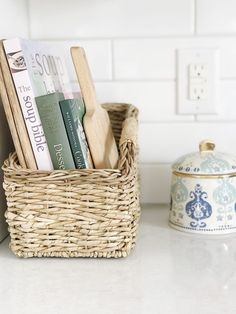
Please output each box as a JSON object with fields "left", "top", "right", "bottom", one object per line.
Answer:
{"left": 1, "top": 204, "right": 236, "bottom": 314}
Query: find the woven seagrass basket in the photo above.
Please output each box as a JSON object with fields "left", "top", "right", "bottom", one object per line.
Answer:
{"left": 2, "top": 103, "right": 140, "bottom": 258}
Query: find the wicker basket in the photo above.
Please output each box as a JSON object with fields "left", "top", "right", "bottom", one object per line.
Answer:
{"left": 2, "top": 103, "right": 140, "bottom": 258}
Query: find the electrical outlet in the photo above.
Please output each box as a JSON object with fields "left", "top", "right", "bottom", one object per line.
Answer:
{"left": 189, "top": 84, "right": 207, "bottom": 101}
{"left": 189, "top": 63, "right": 208, "bottom": 78}
{"left": 178, "top": 49, "right": 219, "bottom": 114}
{"left": 189, "top": 63, "right": 208, "bottom": 101}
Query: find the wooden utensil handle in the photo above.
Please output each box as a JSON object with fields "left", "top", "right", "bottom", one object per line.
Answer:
{"left": 71, "top": 47, "right": 98, "bottom": 116}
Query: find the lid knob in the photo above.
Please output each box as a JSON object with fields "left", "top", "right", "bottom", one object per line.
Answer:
{"left": 199, "top": 140, "right": 215, "bottom": 152}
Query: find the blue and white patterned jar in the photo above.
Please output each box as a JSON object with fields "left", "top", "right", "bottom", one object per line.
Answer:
{"left": 169, "top": 140, "right": 236, "bottom": 234}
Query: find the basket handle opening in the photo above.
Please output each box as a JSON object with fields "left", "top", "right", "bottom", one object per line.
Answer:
{"left": 118, "top": 117, "right": 138, "bottom": 175}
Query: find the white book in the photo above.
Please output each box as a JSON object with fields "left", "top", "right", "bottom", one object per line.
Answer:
{"left": 3, "top": 38, "right": 73, "bottom": 170}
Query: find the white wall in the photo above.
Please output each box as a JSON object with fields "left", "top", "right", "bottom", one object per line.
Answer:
{"left": 26, "top": 0, "right": 236, "bottom": 203}
{"left": 0, "top": 0, "right": 28, "bottom": 38}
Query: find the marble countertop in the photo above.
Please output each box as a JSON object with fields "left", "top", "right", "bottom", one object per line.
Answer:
{"left": 1, "top": 204, "right": 236, "bottom": 314}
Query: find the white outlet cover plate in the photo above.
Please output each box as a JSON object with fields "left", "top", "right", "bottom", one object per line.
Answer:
{"left": 177, "top": 49, "right": 220, "bottom": 114}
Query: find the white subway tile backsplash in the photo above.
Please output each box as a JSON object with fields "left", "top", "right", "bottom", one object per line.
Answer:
{"left": 197, "top": 0, "right": 236, "bottom": 34}
{"left": 140, "top": 163, "right": 172, "bottom": 204}
{"left": 220, "top": 42, "right": 236, "bottom": 79}
{"left": 139, "top": 122, "right": 236, "bottom": 163}
{"left": 0, "top": 0, "right": 28, "bottom": 37}
{"left": 44, "top": 40, "right": 112, "bottom": 81}
{"left": 114, "top": 39, "right": 176, "bottom": 80}
{"left": 2, "top": 0, "right": 236, "bottom": 205}
{"left": 29, "top": 0, "right": 194, "bottom": 38}
{"left": 114, "top": 37, "right": 236, "bottom": 80}
{"left": 197, "top": 81, "right": 236, "bottom": 121}
{"left": 95, "top": 81, "right": 194, "bottom": 122}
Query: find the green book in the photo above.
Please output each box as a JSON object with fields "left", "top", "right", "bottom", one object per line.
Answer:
{"left": 35, "top": 92, "right": 76, "bottom": 170}
{"left": 59, "top": 98, "right": 93, "bottom": 169}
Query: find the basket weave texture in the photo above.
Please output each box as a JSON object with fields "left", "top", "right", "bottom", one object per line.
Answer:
{"left": 3, "top": 103, "right": 140, "bottom": 258}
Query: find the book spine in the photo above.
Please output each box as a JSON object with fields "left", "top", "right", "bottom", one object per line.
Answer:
{"left": 35, "top": 93, "right": 76, "bottom": 170}
{"left": 60, "top": 99, "right": 88, "bottom": 168}
{"left": 3, "top": 39, "right": 53, "bottom": 170}
{"left": 0, "top": 46, "right": 27, "bottom": 168}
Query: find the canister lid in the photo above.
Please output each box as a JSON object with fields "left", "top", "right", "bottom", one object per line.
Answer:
{"left": 172, "top": 140, "right": 236, "bottom": 176}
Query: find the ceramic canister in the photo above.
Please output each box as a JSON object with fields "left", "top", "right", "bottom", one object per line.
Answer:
{"left": 169, "top": 140, "right": 236, "bottom": 234}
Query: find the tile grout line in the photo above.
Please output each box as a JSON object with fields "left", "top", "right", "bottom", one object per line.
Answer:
{"left": 93, "top": 77, "right": 236, "bottom": 82}
{"left": 139, "top": 120, "right": 236, "bottom": 124}
{"left": 73, "top": 78, "right": 177, "bottom": 83}
{"left": 33, "top": 33, "right": 236, "bottom": 41}
{"left": 73, "top": 78, "right": 236, "bottom": 83}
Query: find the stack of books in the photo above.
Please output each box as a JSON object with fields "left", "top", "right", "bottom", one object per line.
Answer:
{"left": 0, "top": 38, "right": 93, "bottom": 170}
